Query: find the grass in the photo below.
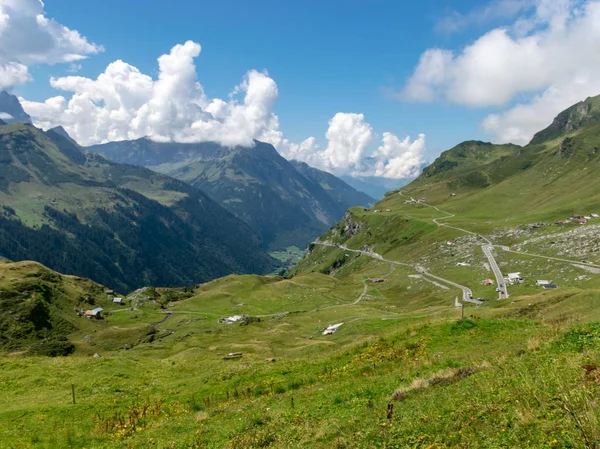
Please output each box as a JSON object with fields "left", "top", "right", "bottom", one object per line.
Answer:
{"left": 4, "top": 239, "right": 600, "bottom": 447}
{"left": 269, "top": 246, "right": 306, "bottom": 267}
{"left": 7, "top": 108, "right": 600, "bottom": 446}
{"left": 3, "top": 315, "right": 600, "bottom": 448}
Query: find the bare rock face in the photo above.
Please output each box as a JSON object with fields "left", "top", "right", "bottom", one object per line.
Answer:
{"left": 530, "top": 96, "right": 600, "bottom": 145}
{"left": 565, "top": 101, "right": 592, "bottom": 133}
{"left": 239, "top": 315, "right": 261, "bottom": 326}
{"left": 0, "top": 91, "right": 32, "bottom": 124}
{"left": 341, "top": 212, "right": 362, "bottom": 238}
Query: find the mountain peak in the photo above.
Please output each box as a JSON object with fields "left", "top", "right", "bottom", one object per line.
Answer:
{"left": 0, "top": 91, "right": 32, "bottom": 124}
{"left": 529, "top": 94, "right": 600, "bottom": 145}
{"left": 90, "top": 137, "right": 373, "bottom": 250}
{"left": 49, "top": 126, "right": 75, "bottom": 141}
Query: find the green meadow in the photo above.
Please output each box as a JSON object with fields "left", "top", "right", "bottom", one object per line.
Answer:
{"left": 3, "top": 238, "right": 600, "bottom": 448}
{"left": 7, "top": 100, "right": 600, "bottom": 447}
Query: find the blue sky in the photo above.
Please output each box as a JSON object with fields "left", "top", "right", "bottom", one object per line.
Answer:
{"left": 4, "top": 0, "right": 600, "bottom": 180}
{"left": 15, "top": 0, "right": 499, "bottom": 159}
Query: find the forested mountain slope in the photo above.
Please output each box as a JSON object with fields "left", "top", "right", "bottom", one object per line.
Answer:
{"left": 92, "top": 138, "right": 374, "bottom": 250}
{"left": 0, "top": 122, "right": 277, "bottom": 292}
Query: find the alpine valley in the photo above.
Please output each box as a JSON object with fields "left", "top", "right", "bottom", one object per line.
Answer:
{"left": 0, "top": 109, "right": 278, "bottom": 292}
{"left": 89, "top": 137, "right": 374, "bottom": 251}
{"left": 5, "top": 91, "right": 600, "bottom": 448}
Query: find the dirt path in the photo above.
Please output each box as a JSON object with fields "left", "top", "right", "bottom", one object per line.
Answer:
{"left": 502, "top": 247, "right": 600, "bottom": 269}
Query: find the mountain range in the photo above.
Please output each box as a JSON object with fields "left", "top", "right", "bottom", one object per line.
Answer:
{"left": 0, "top": 120, "right": 277, "bottom": 292}
{"left": 6, "top": 92, "right": 600, "bottom": 448}
{"left": 89, "top": 137, "right": 374, "bottom": 250}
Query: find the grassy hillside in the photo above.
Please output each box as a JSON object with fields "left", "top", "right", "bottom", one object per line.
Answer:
{"left": 389, "top": 93, "right": 600, "bottom": 231}
{"left": 3, "top": 247, "right": 600, "bottom": 447}
{"left": 415, "top": 140, "right": 521, "bottom": 189}
{"left": 0, "top": 260, "right": 105, "bottom": 356}
{"left": 6, "top": 95, "right": 600, "bottom": 447}
{"left": 0, "top": 122, "right": 277, "bottom": 292}
{"left": 1, "top": 204, "right": 600, "bottom": 447}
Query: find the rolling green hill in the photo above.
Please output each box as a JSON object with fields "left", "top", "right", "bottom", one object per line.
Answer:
{"left": 6, "top": 95, "right": 600, "bottom": 448}
{"left": 415, "top": 140, "right": 521, "bottom": 189}
{"left": 0, "top": 122, "right": 277, "bottom": 292}
{"left": 0, "top": 260, "right": 105, "bottom": 356}
{"left": 90, "top": 138, "right": 374, "bottom": 250}
{"left": 4, "top": 219, "right": 600, "bottom": 447}
{"left": 398, "top": 94, "right": 600, "bottom": 226}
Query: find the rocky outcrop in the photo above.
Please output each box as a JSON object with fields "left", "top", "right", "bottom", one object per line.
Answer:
{"left": 530, "top": 96, "right": 600, "bottom": 145}
{"left": 341, "top": 212, "right": 362, "bottom": 238}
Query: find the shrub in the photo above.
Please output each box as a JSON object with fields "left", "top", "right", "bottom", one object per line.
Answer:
{"left": 31, "top": 338, "right": 75, "bottom": 357}
{"left": 451, "top": 319, "right": 477, "bottom": 332}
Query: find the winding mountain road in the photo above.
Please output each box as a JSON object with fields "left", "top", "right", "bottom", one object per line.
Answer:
{"left": 314, "top": 241, "right": 480, "bottom": 305}
{"left": 315, "top": 189, "right": 599, "bottom": 310}
{"left": 402, "top": 192, "right": 507, "bottom": 300}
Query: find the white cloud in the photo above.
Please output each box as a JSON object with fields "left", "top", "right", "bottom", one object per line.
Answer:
{"left": 278, "top": 113, "right": 426, "bottom": 179}
{"left": 0, "top": 112, "right": 12, "bottom": 120}
{"left": 322, "top": 113, "right": 375, "bottom": 171}
{"left": 0, "top": 62, "right": 30, "bottom": 89}
{"left": 0, "top": 0, "right": 101, "bottom": 90}
{"left": 436, "top": 0, "right": 533, "bottom": 34}
{"left": 14, "top": 20, "right": 426, "bottom": 180}
{"left": 66, "top": 63, "right": 82, "bottom": 73}
{"left": 371, "top": 133, "right": 426, "bottom": 179}
{"left": 22, "top": 41, "right": 282, "bottom": 148}
{"left": 403, "top": 0, "right": 600, "bottom": 144}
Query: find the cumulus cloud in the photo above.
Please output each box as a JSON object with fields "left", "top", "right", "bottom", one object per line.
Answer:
{"left": 0, "top": 62, "right": 30, "bottom": 89}
{"left": 0, "top": 0, "right": 101, "bottom": 90}
{"left": 15, "top": 19, "right": 426, "bottom": 180}
{"left": 321, "top": 113, "right": 375, "bottom": 171}
{"left": 278, "top": 113, "right": 426, "bottom": 179}
{"left": 371, "top": 133, "right": 427, "bottom": 179}
{"left": 22, "top": 41, "right": 282, "bottom": 147}
{"left": 403, "top": 0, "right": 600, "bottom": 144}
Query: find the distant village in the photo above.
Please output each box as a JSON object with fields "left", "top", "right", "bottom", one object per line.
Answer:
{"left": 403, "top": 196, "right": 428, "bottom": 205}
{"left": 553, "top": 213, "right": 599, "bottom": 226}
{"left": 521, "top": 213, "right": 599, "bottom": 229}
